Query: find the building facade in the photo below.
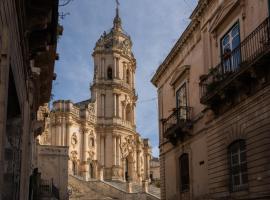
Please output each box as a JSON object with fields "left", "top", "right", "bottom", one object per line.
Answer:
{"left": 0, "top": 0, "right": 60, "bottom": 199}
{"left": 39, "top": 7, "right": 152, "bottom": 184}
{"left": 152, "top": 0, "right": 270, "bottom": 199}
{"left": 150, "top": 157, "right": 160, "bottom": 183}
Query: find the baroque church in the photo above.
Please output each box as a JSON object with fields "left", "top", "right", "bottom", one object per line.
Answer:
{"left": 39, "top": 6, "right": 152, "bottom": 183}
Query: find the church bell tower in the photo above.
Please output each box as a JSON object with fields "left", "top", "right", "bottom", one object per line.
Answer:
{"left": 91, "top": 5, "right": 139, "bottom": 181}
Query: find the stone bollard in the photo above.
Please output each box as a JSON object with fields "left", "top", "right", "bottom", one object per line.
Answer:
{"left": 142, "top": 180, "right": 149, "bottom": 193}
{"left": 126, "top": 181, "right": 133, "bottom": 193}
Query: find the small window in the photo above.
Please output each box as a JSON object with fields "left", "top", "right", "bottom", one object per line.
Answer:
{"left": 126, "top": 69, "right": 130, "bottom": 84}
{"left": 179, "top": 153, "right": 189, "bottom": 192}
{"left": 228, "top": 140, "right": 248, "bottom": 192}
{"left": 107, "top": 67, "right": 113, "bottom": 80}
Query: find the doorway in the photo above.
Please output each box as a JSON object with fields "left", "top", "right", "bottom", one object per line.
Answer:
{"left": 125, "top": 158, "right": 129, "bottom": 181}
{"left": 72, "top": 161, "right": 77, "bottom": 175}
{"left": 89, "top": 163, "right": 94, "bottom": 179}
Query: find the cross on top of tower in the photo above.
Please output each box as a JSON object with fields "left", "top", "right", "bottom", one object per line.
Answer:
{"left": 113, "top": 0, "right": 122, "bottom": 31}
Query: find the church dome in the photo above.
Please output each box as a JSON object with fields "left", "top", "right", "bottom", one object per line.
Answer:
{"left": 93, "top": 7, "right": 134, "bottom": 59}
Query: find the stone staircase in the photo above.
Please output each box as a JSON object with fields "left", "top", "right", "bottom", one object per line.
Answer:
{"left": 69, "top": 175, "right": 115, "bottom": 200}
{"left": 69, "top": 175, "right": 160, "bottom": 200}
{"left": 104, "top": 181, "right": 160, "bottom": 198}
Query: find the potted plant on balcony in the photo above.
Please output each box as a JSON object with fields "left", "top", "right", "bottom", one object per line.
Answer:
{"left": 223, "top": 48, "right": 232, "bottom": 60}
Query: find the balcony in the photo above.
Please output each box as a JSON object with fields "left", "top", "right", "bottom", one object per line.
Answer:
{"left": 200, "top": 17, "right": 270, "bottom": 107}
{"left": 163, "top": 107, "right": 192, "bottom": 145}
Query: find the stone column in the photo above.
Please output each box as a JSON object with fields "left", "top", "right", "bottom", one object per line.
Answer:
{"left": 116, "top": 136, "right": 120, "bottom": 166}
{"left": 62, "top": 118, "right": 66, "bottom": 146}
{"left": 123, "top": 64, "right": 126, "bottom": 81}
{"left": 65, "top": 119, "right": 71, "bottom": 146}
{"left": 100, "top": 135, "right": 105, "bottom": 166}
{"left": 146, "top": 154, "right": 150, "bottom": 181}
{"left": 142, "top": 180, "right": 149, "bottom": 193}
{"left": 113, "top": 57, "right": 117, "bottom": 78}
{"left": 130, "top": 69, "right": 133, "bottom": 87}
{"left": 137, "top": 150, "right": 141, "bottom": 181}
{"left": 113, "top": 93, "right": 117, "bottom": 117}
{"left": 101, "top": 58, "right": 105, "bottom": 79}
{"left": 115, "top": 57, "right": 120, "bottom": 79}
{"left": 144, "top": 154, "right": 149, "bottom": 180}
{"left": 113, "top": 134, "right": 117, "bottom": 166}
{"left": 83, "top": 129, "right": 88, "bottom": 180}
{"left": 126, "top": 181, "right": 133, "bottom": 193}
{"left": 83, "top": 129, "right": 88, "bottom": 161}
{"left": 57, "top": 122, "right": 61, "bottom": 146}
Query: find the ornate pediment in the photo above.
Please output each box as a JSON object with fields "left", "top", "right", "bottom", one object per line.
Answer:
{"left": 209, "top": 0, "right": 240, "bottom": 33}
{"left": 170, "top": 65, "right": 190, "bottom": 86}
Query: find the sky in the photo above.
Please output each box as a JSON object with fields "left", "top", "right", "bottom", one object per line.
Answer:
{"left": 53, "top": 0, "right": 198, "bottom": 157}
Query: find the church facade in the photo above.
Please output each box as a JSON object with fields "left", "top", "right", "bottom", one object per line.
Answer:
{"left": 39, "top": 7, "right": 152, "bottom": 183}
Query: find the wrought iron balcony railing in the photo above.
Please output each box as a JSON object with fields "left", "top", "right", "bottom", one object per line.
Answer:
{"left": 163, "top": 106, "right": 192, "bottom": 141}
{"left": 200, "top": 17, "right": 270, "bottom": 104}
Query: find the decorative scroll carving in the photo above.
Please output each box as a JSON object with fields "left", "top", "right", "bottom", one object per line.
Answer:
{"left": 71, "top": 133, "right": 78, "bottom": 148}
{"left": 120, "top": 135, "right": 136, "bottom": 158}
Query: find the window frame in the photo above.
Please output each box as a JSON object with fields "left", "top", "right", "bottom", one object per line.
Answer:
{"left": 175, "top": 82, "right": 188, "bottom": 121}
{"left": 228, "top": 140, "right": 248, "bottom": 192}
{"left": 220, "top": 21, "right": 241, "bottom": 72}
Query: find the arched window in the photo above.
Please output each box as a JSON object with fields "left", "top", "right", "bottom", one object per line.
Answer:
{"left": 179, "top": 153, "right": 189, "bottom": 192}
{"left": 126, "top": 69, "right": 130, "bottom": 84}
{"left": 228, "top": 140, "right": 248, "bottom": 191}
{"left": 88, "top": 135, "right": 95, "bottom": 148}
{"left": 125, "top": 104, "right": 132, "bottom": 122}
{"left": 107, "top": 67, "right": 113, "bottom": 80}
{"left": 91, "top": 138, "right": 95, "bottom": 147}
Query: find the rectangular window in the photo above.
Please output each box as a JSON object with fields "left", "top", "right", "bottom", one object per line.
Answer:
{"left": 221, "top": 22, "right": 241, "bottom": 72}
{"left": 228, "top": 140, "right": 248, "bottom": 192}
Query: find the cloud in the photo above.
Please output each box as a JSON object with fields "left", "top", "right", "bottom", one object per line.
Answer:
{"left": 54, "top": 0, "right": 198, "bottom": 157}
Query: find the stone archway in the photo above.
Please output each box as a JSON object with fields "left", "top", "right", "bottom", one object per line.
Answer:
{"left": 123, "top": 153, "right": 134, "bottom": 182}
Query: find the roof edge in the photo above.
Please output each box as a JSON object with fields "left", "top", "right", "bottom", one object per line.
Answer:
{"left": 151, "top": 0, "right": 209, "bottom": 87}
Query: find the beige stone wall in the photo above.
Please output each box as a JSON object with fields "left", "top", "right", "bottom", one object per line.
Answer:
{"left": 152, "top": 0, "right": 270, "bottom": 199}
{"left": 38, "top": 145, "right": 69, "bottom": 200}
